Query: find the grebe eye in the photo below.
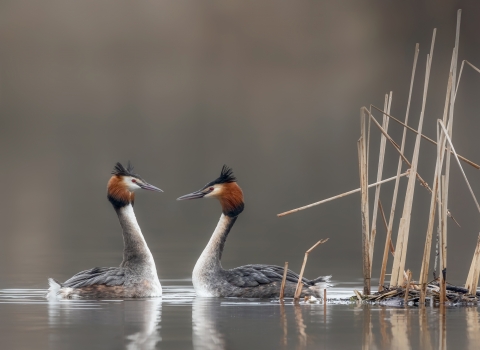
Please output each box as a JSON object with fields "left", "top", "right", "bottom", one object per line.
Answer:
{"left": 132, "top": 179, "right": 137, "bottom": 183}
{"left": 209, "top": 187, "right": 214, "bottom": 191}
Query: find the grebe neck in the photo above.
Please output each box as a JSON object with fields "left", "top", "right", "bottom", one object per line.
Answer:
{"left": 115, "top": 204, "right": 156, "bottom": 271}
{"left": 194, "top": 214, "right": 237, "bottom": 273}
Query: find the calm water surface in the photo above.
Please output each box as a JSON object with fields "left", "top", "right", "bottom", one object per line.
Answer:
{"left": 0, "top": 281, "right": 479, "bottom": 349}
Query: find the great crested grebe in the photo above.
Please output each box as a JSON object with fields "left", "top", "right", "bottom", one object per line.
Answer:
{"left": 177, "top": 165, "right": 331, "bottom": 298}
{"left": 47, "top": 162, "right": 163, "bottom": 299}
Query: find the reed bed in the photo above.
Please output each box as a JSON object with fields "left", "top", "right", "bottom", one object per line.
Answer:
{"left": 279, "top": 9, "right": 480, "bottom": 305}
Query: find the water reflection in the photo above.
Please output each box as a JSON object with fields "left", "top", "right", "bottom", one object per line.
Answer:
{"left": 192, "top": 298, "right": 225, "bottom": 350}
{"left": 192, "top": 297, "right": 326, "bottom": 349}
{"left": 125, "top": 299, "right": 162, "bottom": 350}
{"left": 466, "top": 307, "right": 480, "bottom": 348}
{"left": 47, "top": 298, "right": 162, "bottom": 349}
{"left": 420, "top": 307, "right": 433, "bottom": 350}
{"left": 293, "top": 303, "right": 307, "bottom": 348}
{"left": 1, "top": 287, "right": 480, "bottom": 349}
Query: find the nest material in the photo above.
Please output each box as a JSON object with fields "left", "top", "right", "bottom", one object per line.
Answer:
{"left": 352, "top": 280, "right": 479, "bottom": 305}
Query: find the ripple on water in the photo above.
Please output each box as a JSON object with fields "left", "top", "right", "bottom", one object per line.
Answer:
{"left": 1, "top": 282, "right": 478, "bottom": 350}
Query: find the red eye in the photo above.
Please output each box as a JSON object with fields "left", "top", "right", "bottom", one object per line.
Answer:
{"left": 132, "top": 179, "right": 137, "bottom": 183}
{"left": 209, "top": 187, "right": 214, "bottom": 191}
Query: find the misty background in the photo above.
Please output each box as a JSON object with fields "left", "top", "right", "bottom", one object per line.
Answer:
{"left": 1, "top": 0, "right": 480, "bottom": 289}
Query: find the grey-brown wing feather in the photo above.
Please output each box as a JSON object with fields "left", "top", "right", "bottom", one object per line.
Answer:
{"left": 61, "top": 267, "right": 126, "bottom": 288}
{"left": 225, "top": 264, "right": 320, "bottom": 288}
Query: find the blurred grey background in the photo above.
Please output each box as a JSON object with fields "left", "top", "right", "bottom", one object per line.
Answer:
{"left": 1, "top": 0, "right": 480, "bottom": 288}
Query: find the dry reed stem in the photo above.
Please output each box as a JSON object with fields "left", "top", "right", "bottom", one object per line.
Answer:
{"left": 307, "top": 238, "right": 329, "bottom": 253}
{"left": 378, "top": 200, "right": 395, "bottom": 256}
{"left": 392, "top": 30, "right": 436, "bottom": 287}
{"left": 378, "top": 199, "right": 395, "bottom": 291}
{"left": 419, "top": 74, "right": 452, "bottom": 303}
{"left": 439, "top": 176, "right": 447, "bottom": 305}
{"left": 379, "top": 44, "right": 419, "bottom": 292}
{"left": 438, "top": 120, "right": 480, "bottom": 212}
{"left": 354, "top": 289, "right": 363, "bottom": 301}
{"left": 359, "top": 111, "right": 371, "bottom": 294}
{"left": 293, "top": 239, "right": 329, "bottom": 299}
{"left": 370, "top": 104, "right": 480, "bottom": 169}
{"left": 441, "top": 13, "right": 461, "bottom": 295}
{"left": 364, "top": 108, "right": 432, "bottom": 192}
{"left": 369, "top": 93, "right": 392, "bottom": 268}
{"left": 277, "top": 172, "right": 409, "bottom": 217}
{"left": 465, "top": 233, "right": 480, "bottom": 294}
{"left": 279, "top": 261, "right": 288, "bottom": 300}
{"left": 455, "top": 60, "right": 480, "bottom": 99}
{"left": 469, "top": 238, "right": 480, "bottom": 295}
{"left": 404, "top": 270, "right": 412, "bottom": 304}
{"left": 438, "top": 119, "right": 480, "bottom": 295}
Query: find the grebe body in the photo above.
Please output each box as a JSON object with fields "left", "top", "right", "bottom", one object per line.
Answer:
{"left": 47, "top": 162, "right": 163, "bottom": 299}
{"left": 178, "top": 166, "right": 331, "bottom": 298}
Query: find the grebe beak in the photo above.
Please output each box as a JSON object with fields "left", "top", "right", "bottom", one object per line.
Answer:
{"left": 177, "top": 190, "right": 205, "bottom": 200}
{"left": 139, "top": 182, "right": 163, "bottom": 192}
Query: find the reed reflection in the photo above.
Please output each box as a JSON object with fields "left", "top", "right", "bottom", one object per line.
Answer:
{"left": 466, "top": 306, "right": 480, "bottom": 348}
{"left": 419, "top": 307, "right": 433, "bottom": 350}
{"left": 360, "top": 305, "right": 415, "bottom": 350}
{"left": 293, "top": 303, "right": 307, "bottom": 348}
{"left": 192, "top": 298, "right": 321, "bottom": 349}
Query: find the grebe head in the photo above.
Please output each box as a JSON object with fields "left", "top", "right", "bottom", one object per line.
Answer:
{"left": 107, "top": 162, "right": 162, "bottom": 208}
{"left": 177, "top": 165, "right": 244, "bottom": 217}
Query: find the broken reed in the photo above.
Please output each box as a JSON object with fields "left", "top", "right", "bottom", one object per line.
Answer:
{"left": 293, "top": 238, "right": 329, "bottom": 299}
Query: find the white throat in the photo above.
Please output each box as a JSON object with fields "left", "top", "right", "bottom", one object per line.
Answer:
{"left": 117, "top": 204, "right": 160, "bottom": 284}
{"left": 192, "top": 214, "right": 233, "bottom": 297}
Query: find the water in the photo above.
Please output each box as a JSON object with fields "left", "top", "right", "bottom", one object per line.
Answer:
{"left": 1, "top": 281, "right": 479, "bottom": 349}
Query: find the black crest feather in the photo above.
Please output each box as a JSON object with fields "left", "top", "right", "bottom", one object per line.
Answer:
{"left": 204, "top": 165, "right": 237, "bottom": 188}
{"left": 111, "top": 162, "right": 141, "bottom": 179}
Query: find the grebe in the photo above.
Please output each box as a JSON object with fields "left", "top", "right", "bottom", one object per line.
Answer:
{"left": 47, "top": 162, "right": 163, "bottom": 299}
{"left": 177, "top": 165, "right": 331, "bottom": 298}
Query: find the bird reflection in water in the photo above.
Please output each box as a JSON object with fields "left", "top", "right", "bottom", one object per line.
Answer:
{"left": 125, "top": 299, "right": 162, "bottom": 350}
{"left": 192, "top": 298, "right": 316, "bottom": 350}
{"left": 192, "top": 298, "right": 225, "bottom": 350}
{"left": 48, "top": 298, "right": 162, "bottom": 349}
